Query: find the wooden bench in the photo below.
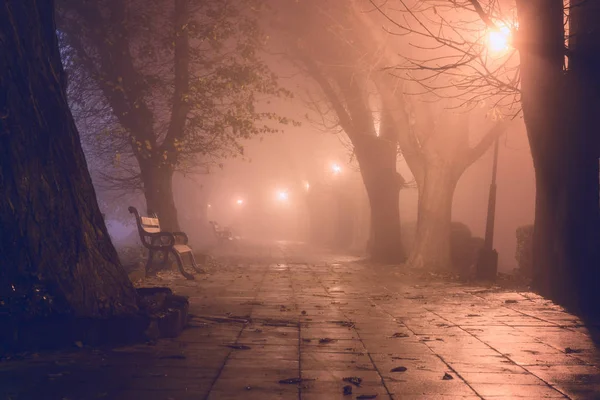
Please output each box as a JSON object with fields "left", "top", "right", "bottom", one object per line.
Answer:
{"left": 129, "top": 206, "right": 202, "bottom": 280}
{"left": 209, "top": 221, "right": 234, "bottom": 245}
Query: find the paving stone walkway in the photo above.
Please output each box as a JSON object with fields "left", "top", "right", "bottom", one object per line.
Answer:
{"left": 1, "top": 242, "right": 600, "bottom": 399}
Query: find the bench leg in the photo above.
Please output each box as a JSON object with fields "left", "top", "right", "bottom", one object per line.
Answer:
{"left": 188, "top": 252, "right": 204, "bottom": 273}
{"left": 161, "top": 249, "right": 169, "bottom": 267}
{"left": 146, "top": 250, "right": 155, "bottom": 276}
{"left": 171, "top": 250, "right": 195, "bottom": 280}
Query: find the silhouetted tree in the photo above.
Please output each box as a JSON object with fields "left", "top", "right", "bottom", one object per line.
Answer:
{"left": 372, "top": 0, "right": 600, "bottom": 312}
{"left": 0, "top": 0, "right": 138, "bottom": 318}
{"left": 275, "top": 0, "right": 505, "bottom": 266}
{"left": 57, "top": 0, "right": 291, "bottom": 231}
{"left": 276, "top": 0, "right": 407, "bottom": 263}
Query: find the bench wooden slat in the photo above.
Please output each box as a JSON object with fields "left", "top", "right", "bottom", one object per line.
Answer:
{"left": 141, "top": 216, "right": 160, "bottom": 227}
{"left": 173, "top": 244, "right": 192, "bottom": 254}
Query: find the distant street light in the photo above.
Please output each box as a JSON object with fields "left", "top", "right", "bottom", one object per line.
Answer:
{"left": 303, "top": 181, "right": 310, "bottom": 191}
{"left": 236, "top": 198, "right": 244, "bottom": 206}
{"left": 276, "top": 189, "right": 289, "bottom": 202}
{"left": 331, "top": 163, "right": 342, "bottom": 175}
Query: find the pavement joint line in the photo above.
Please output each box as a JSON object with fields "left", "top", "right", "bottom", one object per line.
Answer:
{"left": 470, "top": 291, "right": 566, "bottom": 329}
{"left": 369, "top": 291, "right": 484, "bottom": 399}
{"left": 202, "top": 262, "right": 270, "bottom": 400}
{"left": 424, "top": 307, "right": 573, "bottom": 399}
{"left": 279, "top": 257, "right": 303, "bottom": 400}
{"left": 375, "top": 279, "right": 560, "bottom": 399}
{"left": 307, "top": 262, "right": 395, "bottom": 400}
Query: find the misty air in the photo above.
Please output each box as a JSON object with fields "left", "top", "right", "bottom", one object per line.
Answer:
{"left": 1, "top": 0, "right": 599, "bottom": 399}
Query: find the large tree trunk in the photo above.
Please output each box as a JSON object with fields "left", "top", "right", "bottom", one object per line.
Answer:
{"left": 355, "top": 136, "right": 405, "bottom": 263}
{"left": 408, "top": 163, "right": 457, "bottom": 270}
{"left": 0, "top": 0, "right": 138, "bottom": 318}
{"left": 139, "top": 161, "right": 180, "bottom": 232}
{"left": 517, "top": 0, "right": 600, "bottom": 313}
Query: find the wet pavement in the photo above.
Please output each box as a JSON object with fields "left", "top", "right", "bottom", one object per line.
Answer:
{"left": 1, "top": 242, "right": 600, "bottom": 399}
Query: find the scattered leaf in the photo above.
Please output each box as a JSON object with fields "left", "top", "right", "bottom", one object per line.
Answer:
{"left": 390, "top": 366, "right": 407, "bottom": 372}
{"left": 278, "top": 377, "right": 303, "bottom": 384}
{"left": 565, "top": 347, "right": 583, "bottom": 354}
{"left": 342, "top": 376, "right": 362, "bottom": 387}
{"left": 442, "top": 373, "right": 454, "bottom": 380}
{"left": 505, "top": 299, "right": 518, "bottom": 304}
{"left": 356, "top": 395, "right": 377, "bottom": 399}
{"left": 343, "top": 385, "right": 353, "bottom": 395}
{"left": 225, "top": 344, "right": 251, "bottom": 350}
{"left": 319, "top": 338, "right": 336, "bottom": 344}
{"left": 391, "top": 332, "right": 409, "bottom": 338}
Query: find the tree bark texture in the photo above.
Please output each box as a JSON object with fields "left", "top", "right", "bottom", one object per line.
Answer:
{"left": 408, "top": 163, "right": 458, "bottom": 270}
{"left": 516, "top": 0, "right": 600, "bottom": 313}
{"left": 0, "top": 0, "right": 138, "bottom": 318}
{"left": 354, "top": 135, "right": 405, "bottom": 263}
{"left": 139, "top": 161, "right": 180, "bottom": 232}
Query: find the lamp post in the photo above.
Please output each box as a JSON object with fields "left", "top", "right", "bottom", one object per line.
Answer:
{"left": 475, "top": 137, "right": 500, "bottom": 280}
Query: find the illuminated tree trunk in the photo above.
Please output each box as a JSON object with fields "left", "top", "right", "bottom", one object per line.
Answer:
{"left": 139, "top": 161, "right": 180, "bottom": 231}
{"left": 355, "top": 136, "right": 405, "bottom": 263}
{"left": 517, "top": 0, "right": 600, "bottom": 313}
{"left": 0, "top": 0, "right": 138, "bottom": 318}
{"left": 408, "top": 164, "right": 457, "bottom": 270}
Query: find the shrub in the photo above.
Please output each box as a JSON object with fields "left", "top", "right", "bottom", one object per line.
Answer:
{"left": 401, "top": 221, "right": 482, "bottom": 271}
{"left": 515, "top": 224, "right": 534, "bottom": 276}
{"left": 451, "top": 222, "right": 482, "bottom": 273}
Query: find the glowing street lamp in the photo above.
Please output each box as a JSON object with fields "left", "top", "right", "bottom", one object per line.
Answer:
{"left": 487, "top": 24, "right": 511, "bottom": 54}
{"left": 331, "top": 163, "right": 342, "bottom": 175}
{"left": 303, "top": 181, "right": 310, "bottom": 191}
{"left": 236, "top": 198, "right": 244, "bottom": 206}
{"left": 276, "top": 189, "right": 289, "bottom": 202}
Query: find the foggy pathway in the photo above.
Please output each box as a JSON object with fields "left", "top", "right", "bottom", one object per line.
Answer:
{"left": 1, "top": 242, "right": 599, "bottom": 399}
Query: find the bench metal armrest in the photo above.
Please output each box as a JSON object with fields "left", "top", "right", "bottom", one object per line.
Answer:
{"left": 172, "top": 231, "right": 189, "bottom": 245}
{"left": 146, "top": 232, "right": 175, "bottom": 249}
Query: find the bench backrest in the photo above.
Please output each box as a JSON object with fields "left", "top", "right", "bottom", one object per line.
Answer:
{"left": 129, "top": 207, "right": 162, "bottom": 241}
{"left": 140, "top": 216, "right": 160, "bottom": 233}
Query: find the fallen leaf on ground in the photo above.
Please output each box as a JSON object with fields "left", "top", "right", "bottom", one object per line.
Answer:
{"left": 505, "top": 300, "right": 518, "bottom": 304}
{"left": 356, "top": 395, "right": 377, "bottom": 399}
{"left": 319, "top": 337, "right": 336, "bottom": 344}
{"left": 343, "top": 385, "right": 352, "bottom": 395}
{"left": 390, "top": 366, "right": 407, "bottom": 372}
{"left": 442, "top": 373, "right": 453, "bottom": 380}
{"left": 565, "top": 347, "right": 584, "bottom": 354}
{"left": 342, "top": 376, "right": 362, "bottom": 386}
{"left": 390, "top": 332, "right": 409, "bottom": 338}
{"left": 225, "top": 344, "right": 251, "bottom": 350}
{"left": 278, "top": 378, "right": 303, "bottom": 384}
